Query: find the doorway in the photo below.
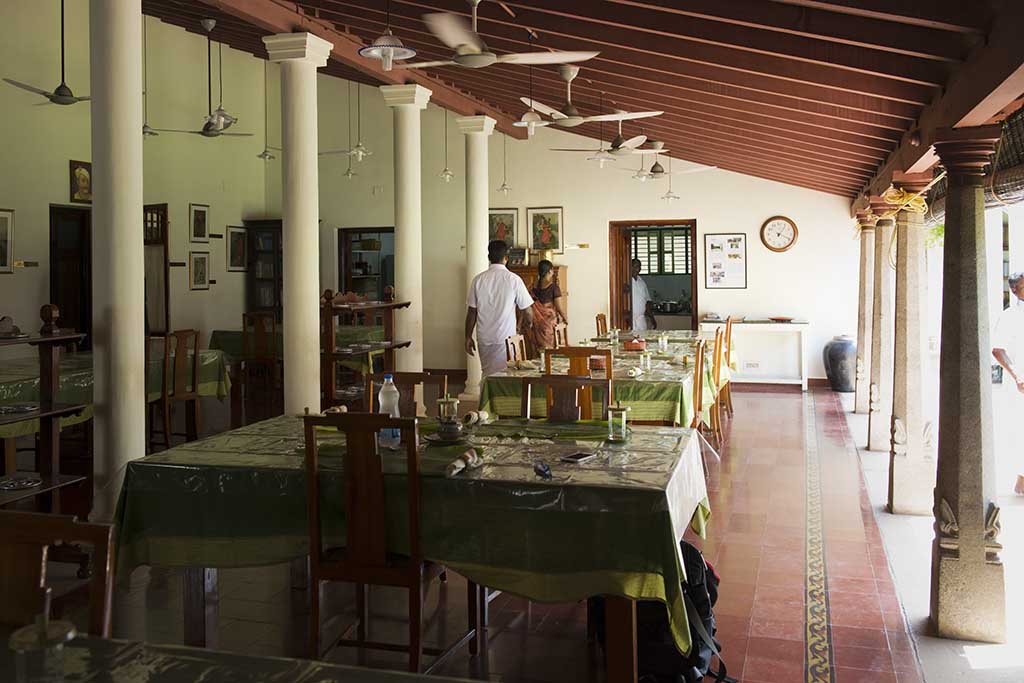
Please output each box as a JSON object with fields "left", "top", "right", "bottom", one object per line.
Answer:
{"left": 337, "top": 227, "right": 394, "bottom": 299}
{"left": 144, "top": 203, "right": 170, "bottom": 335}
{"left": 608, "top": 219, "right": 698, "bottom": 331}
{"left": 50, "top": 205, "right": 92, "bottom": 348}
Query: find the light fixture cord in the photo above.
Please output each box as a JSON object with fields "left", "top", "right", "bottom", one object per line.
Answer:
{"left": 528, "top": 32, "right": 534, "bottom": 109}
{"left": 598, "top": 92, "right": 603, "bottom": 147}
{"left": 503, "top": 133, "right": 508, "bottom": 182}
{"left": 386, "top": 0, "right": 391, "bottom": 29}
{"left": 443, "top": 109, "right": 449, "bottom": 164}
{"left": 357, "top": 83, "right": 362, "bottom": 141}
{"left": 218, "top": 41, "right": 224, "bottom": 106}
{"left": 143, "top": 15, "right": 148, "bottom": 122}
{"left": 206, "top": 31, "right": 212, "bottom": 116}
{"left": 263, "top": 60, "right": 269, "bottom": 141}
{"left": 60, "top": 0, "right": 65, "bottom": 83}
{"left": 347, "top": 80, "right": 353, "bottom": 147}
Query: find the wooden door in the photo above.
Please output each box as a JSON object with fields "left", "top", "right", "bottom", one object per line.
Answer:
{"left": 143, "top": 204, "right": 170, "bottom": 335}
{"left": 608, "top": 223, "right": 633, "bottom": 330}
{"left": 49, "top": 206, "right": 92, "bottom": 348}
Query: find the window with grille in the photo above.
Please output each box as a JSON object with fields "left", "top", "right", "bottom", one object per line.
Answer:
{"left": 630, "top": 226, "right": 692, "bottom": 275}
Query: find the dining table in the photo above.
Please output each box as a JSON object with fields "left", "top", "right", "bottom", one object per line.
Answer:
{"left": 209, "top": 325, "right": 385, "bottom": 373}
{"left": 112, "top": 414, "right": 711, "bottom": 682}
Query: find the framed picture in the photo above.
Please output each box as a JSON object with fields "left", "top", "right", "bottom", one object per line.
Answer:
{"left": 189, "top": 203, "right": 210, "bottom": 243}
{"left": 189, "top": 251, "right": 210, "bottom": 290}
{"left": 704, "top": 233, "right": 747, "bottom": 289}
{"left": 0, "top": 209, "right": 13, "bottom": 274}
{"left": 526, "top": 206, "right": 563, "bottom": 254}
{"left": 226, "top": 226, "right": 247, "bottom": 272}
{"left": 69, "top": 160, "right": 92, "bottom": 204}
{"left": 488, "top": 208, "right": 517, "bottom": 248}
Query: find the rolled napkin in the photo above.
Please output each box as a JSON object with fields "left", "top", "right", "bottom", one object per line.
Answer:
{"left": 446, "top": 448, "right": 483, "bottom": 478}
{"left": 627, "top": 367, "right": 645, "bottom": 378}
{"left": 514, "top": 359, "right": 538, "bottom": 371}
{"left": 323, "top": 405, "right": 348, "bottom": 414}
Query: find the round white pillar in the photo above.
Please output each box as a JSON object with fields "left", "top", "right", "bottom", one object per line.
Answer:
{"left": 264, "top": 33, "right": 333, "bottom": 415}
{"left": 456, "top": 116, "right": 496, "bottom": 400}
{"left": 89, "top": 0, "right": 145, "bottom": 520}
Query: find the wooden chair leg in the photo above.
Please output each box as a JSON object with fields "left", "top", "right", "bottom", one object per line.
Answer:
{"left": 185, "top": 399, "right": 199, "bottom": 441}
{"left": 723, "top": 384, "right": 734, "bottom": 417}
{"left": 408, "top": 579, "right": 423, "bottom": 673}
{"left": 309, "top": 578, "right": 321, "bottom": 659}
{"left": 468, "top": 581, "right": 481, "bottom": 656}
{"left": 356, "top": 583, "right": 368, "bottom": 642}
{"left": 162, "top": 402, "right": 172, "bottom": 449}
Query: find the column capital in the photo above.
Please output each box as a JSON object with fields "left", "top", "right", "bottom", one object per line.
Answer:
{"left": 856, "top": 211, "right": 876, "bottom": 232}
{"left": 933, "top": 125, "right": 1000, "bottom": 179}
{"left": 868, "top": 197, "right": 897, "bottom": 222}
{"left": 263, "top": 33, "right": 333, "bottom": 67}
{"left": 456, "top": 115, "right": 496, "bottom": 136}
{"left": 380, "top": 84, "right": 431, "bottom": 109}
{"left": 891, "top": 171, "right": 933, "bottom": 195}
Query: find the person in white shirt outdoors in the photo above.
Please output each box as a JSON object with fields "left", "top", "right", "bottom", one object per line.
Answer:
{"left": 630, "top": 258, "right": 655, "bottom": 332}
{"left": 992, "top": 271, "right": 1024, "bottom": 495}
{"left": 465, "top": 240, "right": 535, "bottom": 378}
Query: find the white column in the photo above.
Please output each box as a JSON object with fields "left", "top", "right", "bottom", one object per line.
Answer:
{"left": 263, "top": 33, "right": 332, "bottom": 415}
{"left": 456, "top": 115, "right": 496, "bottom": 400}
{"left": 89, "top": 0, "right": 145, "bottom": 520}
{"left": 381, "top": 85, "right": 432, "bottom": 374}
{"left": 868, "top": 214, "right": 896, "bottom": 451}
{"left": 853, "top": 215, "right": 875, "bottom": 415}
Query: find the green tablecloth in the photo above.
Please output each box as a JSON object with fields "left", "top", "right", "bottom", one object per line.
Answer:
{"left": 210, "top": 326, "right": 384, "bottom": 362}
{"left": 113, "top": 415, "right": 710, "bottom": 655}
{"left": 0, "top": 350, "right": 230, "bottom": 439}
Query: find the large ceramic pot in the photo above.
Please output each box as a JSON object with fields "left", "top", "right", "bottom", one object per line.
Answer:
{"left": 822, "top": 335, "right": 857, "bottom": 392}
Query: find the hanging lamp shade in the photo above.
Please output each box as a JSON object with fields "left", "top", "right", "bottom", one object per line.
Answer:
{"left": 359, "top": 29, "right": 416, "bottom": 72}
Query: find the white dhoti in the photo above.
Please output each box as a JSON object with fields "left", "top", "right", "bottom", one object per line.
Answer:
{"left": 479, "top": 342, "right": 509, "bottom": 378}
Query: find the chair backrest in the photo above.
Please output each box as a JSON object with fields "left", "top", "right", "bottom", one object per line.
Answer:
{"left": 0, "top": 511, "right": 114, "bottom": 636}
{"left": 166, "top": 329, "right": 200, "bottom": 398}
{"left": 711, "top": 327, "right": 725, "bottom": 388}
{"left": 243, "top": 312, "right": 277, "bottom": 359}
{"left": 145, "top": 335, "right": 170, "bottom": 401}
{"left": 595, "top": 313, "right": 608, "bottom": 337}
{"left": 553, "top": 323, "right": 569, "bottom": 349}
{"left": 544, "top": 346, "right": 614, "bottom": 420}
{"left": 723, "top": 318, "right": 735, "bottom": 369}
{"left": 690, "top": 339, "right": 707, "bottom": 429}
{"left": 303, "top": 413, "right": 421, "bottom": 579}
{"left": 364, "top": 371, "right": 448, "bottom": 417}
{"left": 505, "top": 334, "right": 527, "bottom": 363}
{"left": 521, "top": 375, "right": 612, "bottom": 421}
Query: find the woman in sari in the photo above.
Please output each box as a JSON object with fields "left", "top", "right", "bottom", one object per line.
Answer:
{"left": 527, "top": 259, "right": 568, "bottom": 355}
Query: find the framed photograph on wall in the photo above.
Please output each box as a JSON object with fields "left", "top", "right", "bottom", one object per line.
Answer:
{"left": 526, "top": 206, "right": 563, "bottom": 254}
{"left": 189, "top": 251, "right": 210, "bottom": 290}
{"left": 488, "top": 208, "right": 517, "bottom": 248}
{"left": 189, "top": 203, "right": 210, "bottom": 243}
{"left": 0, "top": 209, "right": 13, "bottom": 274}
{"left": 226, "top": 226, "right": 247, "bottom": 272}
{"left": 69, "top": 160, "right": 92, "bottom": 204}
{"left": 704, "top": 233, "right": 747, "bottom": 289}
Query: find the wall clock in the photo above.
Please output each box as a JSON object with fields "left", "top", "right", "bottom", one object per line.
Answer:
{"left": 760, "top": 215, "right": 798, "bottom": 252}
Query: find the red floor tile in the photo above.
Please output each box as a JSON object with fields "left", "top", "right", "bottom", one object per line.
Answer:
{"left": 833, "top": 645, "right": 896, "bottom": 671}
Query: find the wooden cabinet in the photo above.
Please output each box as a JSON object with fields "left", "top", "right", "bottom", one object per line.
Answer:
{"left": 244, "top": 220, "right": 283, "bottom": 323}
{"left": 509, "top": 264, "right": 569, "bottom": 298}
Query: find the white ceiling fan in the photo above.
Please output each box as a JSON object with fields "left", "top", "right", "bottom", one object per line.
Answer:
{"left": 550, "top": 118, "right": 648, "bottom": 158}
{"left": 518, "top": 65, "right": 662, "bottom": 129}
{"left": 4, "top": 0, "right": 89, "bottom": 105}
{"left": 401, "top": 0, "right": 599, "bottom": 71}
{"left": 617, "top": 145, "right": 716, "bottom": 180}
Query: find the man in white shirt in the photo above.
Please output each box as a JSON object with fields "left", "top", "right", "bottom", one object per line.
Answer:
{"left": 992, "top": 271, "right": 1024, "bottom": 495}
{"left": 466, "top": 240, "right": 535, "bottom": 377}
{"left": 631, "top": 258, "right": 652, "bottom": 332}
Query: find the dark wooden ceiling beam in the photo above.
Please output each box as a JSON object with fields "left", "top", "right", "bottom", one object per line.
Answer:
{"left": 768, "top": 0, "right": 990, "bottom": 34}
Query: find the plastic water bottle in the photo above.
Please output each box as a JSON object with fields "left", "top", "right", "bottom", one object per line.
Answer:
{"left": 377, "top": 374, "right": 401, "bottom": 448}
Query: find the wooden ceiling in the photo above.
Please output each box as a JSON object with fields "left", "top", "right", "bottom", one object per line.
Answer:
{"left": 143, "top": 0, "right": 1015, "bottom": 198}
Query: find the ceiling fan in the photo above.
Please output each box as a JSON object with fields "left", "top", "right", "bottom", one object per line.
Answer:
{"left": 518, "top": 65, "right": 662, "bottom": 129}
{"left": 620, "top": 148, "right": 716, "bottom": 179}
{"left": 550, "top": 119, "right": 648, "bottom": 158}
{"left": 153, "top": 20, "right": 252, "bottom": 138}
{"left": 401, "top": 0, "right": 599, "bottom": 71}
{"left": 3, "top": 0, "right": 89, "bottom": 105}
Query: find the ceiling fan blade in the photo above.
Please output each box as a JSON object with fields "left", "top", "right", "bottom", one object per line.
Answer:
{"left": 319, "top": 149, "right": 354, "bottom": 156}
{"left": 219, "top": 132, "right": 254, "bottom": 137}
{"left": 518, "top": 96, "right": 566, "bottom": 119}
{"left": 584, "top": 110, "right": 664, "bottom": 123}
{"left": 631, "top": 148, "right": 670, "bottom": 155}
{"left": 673, "top": 166, "right": 717, "bottom": 175}
{"left": 152, "top": 128, "right": 203, "bottom": 134}
{"left": 3, "top": 78, "right": 52, "bottom": 97}
{"left": 549, "top": 148, "right": 601, "bottom": 152}
{"left": 620, "top": 135, "right": 646, "bottom": 149}
{"left": 401, "top": 60, "right": 458, "bottom": 70}
{"left": 423, "top": 12, "right": 483, "bottom": 52}
{"left": 512, "top": 119, "right": 552, "bottom": 128}
{"left": 73, "top": 95, "right": 91, "bottom": 102}
{"left": 497, "top": 50, "right": 599, "bottom": 65}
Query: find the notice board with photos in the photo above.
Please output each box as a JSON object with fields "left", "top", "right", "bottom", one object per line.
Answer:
{"left": 704, "top": 233, "right": 747, "bottom": 289}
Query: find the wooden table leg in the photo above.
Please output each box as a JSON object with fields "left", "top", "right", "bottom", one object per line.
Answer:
{"left": 605, "top": 595, "right": 638, "bottom": 683}
{"left": 2, "top": 437, "right": 15, "bottom": 476}
{"left": 183, "top": 567, "right": 218, "bottom": 648}
{"left": 289, "top": 555, "right": 309, "bottom": 591}
{"left": 229, "top": 362, "right": 243, "bottom": 429}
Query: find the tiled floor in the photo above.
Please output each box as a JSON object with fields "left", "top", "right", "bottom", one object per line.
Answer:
{"left": 49, "top": 387, "right": 925, "bottom": 681}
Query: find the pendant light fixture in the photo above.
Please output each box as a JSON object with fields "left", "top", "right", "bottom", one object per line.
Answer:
{"left": 518, "top": 32, "right": 542, "bottom": 137}
{"left": 587, "top": 92, "right": 616, "bottom": 168}
{"left": 257, "top": 60, "right": 275, "bottom": 160}
{"left": 358, "top": 0, "right": 416, "bottom": 72}
{"left": 142, "top": 15, "right": 157, "bottom": 136}
{"left": 343, "top": 81, "right": 357, "bottom": 179}
{"left": 661, "top": 155, "right": 680, "bottom": 202}
{"left": 349, "top": 83, "right": 372, "bottom": 162}
{"left": 497, "top": 132, "right": 512, "bottom": 196}
{"left": 631, "top": 154, "right": 650, "bottom": 182}
{"left": 439, "top": 109, "right": 454, "bottom": 182}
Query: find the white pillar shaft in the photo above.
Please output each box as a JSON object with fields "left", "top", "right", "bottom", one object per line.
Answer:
{"left": 462, "top": 130, "right": 490, "bottom": 397}
{"left": 868, "top": 218, "right": 895, "bottom": 451}
{"left": 854, "top": 228, "right": 875, "bottom": 414}
{"left": 280, "top": 60, "right": 322, "bottom": 415}
{"left": 393, "top": 106, "right": 424, "bottom": 373}
{"left": 90, "top": 0, "right": 145, "bottom": 520}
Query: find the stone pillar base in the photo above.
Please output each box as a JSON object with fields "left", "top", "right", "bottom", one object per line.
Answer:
{"left": 931, "top": 551, "right": 1005, "bottom": 643}
{"left": 886, "top": 456, "right": 934, "bottom": 515}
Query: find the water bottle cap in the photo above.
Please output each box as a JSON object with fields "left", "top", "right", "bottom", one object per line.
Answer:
{"left": 383, "top": 373, "right": 393, "bottom": 380}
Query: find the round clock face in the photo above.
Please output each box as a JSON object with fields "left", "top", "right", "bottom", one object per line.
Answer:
{"left": 761, "top": 216, "right": 798, "bottom": 252}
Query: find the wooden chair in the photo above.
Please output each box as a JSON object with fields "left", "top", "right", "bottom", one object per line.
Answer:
{"left": 521, "top": 376, "right": 612, "bottom": 421}
{"left": 504, "top": 334, "right": 527, "bottom": 363}
{"left": 147, "top": 330, "right": 202, "bottom": 449}
{"left": 689, "top": 339, "right": 710, "bottom": 477}
{"left": 595, "top": 313, "right": 608, "bottom": 337}
{"left": 708, "top": 328, "right": 726, "bottom": 447}
{"left": 364, "top": 371, "right": 449, "bottom": 417}
{"left": 0, "top": 510, "right": 114, "bottom": 637}
{"left": 721, "top": 318, "right": 736, "bottom": 417}
{"left": 544, "top": 346, "right": 614, "bottom": 420}
{"left": 553, "top": 322, "right": 569, "bottom": 349}
{"left": 302, "top": 412, "right": 482, "bottom": 672}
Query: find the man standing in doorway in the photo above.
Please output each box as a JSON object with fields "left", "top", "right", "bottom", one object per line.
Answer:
{"left": 992, "top": 271, "right": 1024, "bottom": 495}
{"left": 466, "top": 240, "right": 535, "bottom": 378}
{"left": 631, "top": 258, "right": 652, "bottom": 332}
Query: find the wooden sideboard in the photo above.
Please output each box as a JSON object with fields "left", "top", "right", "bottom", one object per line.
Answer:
{"left": 509, "top": 264, "right": 569, "bottom": 298}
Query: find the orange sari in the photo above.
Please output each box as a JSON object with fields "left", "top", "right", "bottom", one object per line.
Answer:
{"left": 528, "top": 282, "right": 561, "bottom": 355}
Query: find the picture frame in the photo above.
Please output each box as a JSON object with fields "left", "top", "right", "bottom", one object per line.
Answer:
{"left": 0, "top": 208, "right": 13, "bottom": 274}
{"left": 526, "top": 206, "right": 563, "bottom": 254}
{"left": 704, "top": 233, "right": 747, "bottom": 289}
{"left": 69, "top": 160, "right": 92, "bottom": 204}
{"left": 488, "top": 208, "right": 517, "bottom": 248}
{"left": 189, "top": 250, "right": 210, "bottom": 290}
{"left": 226, "top": 226, "right": 248, "bottom": 272}
{"left": 189, "top": 203, "right": 210, "bottom": 243}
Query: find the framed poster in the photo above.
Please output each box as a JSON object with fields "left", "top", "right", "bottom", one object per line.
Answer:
{"left": 69, "top": 160, "right": 92, "bottom": 204}
{"left": 189, "top": 250, "right": 210, "bottom": 290}
{"left": 704, "top": 233, "right": 747, "bottom": 289}
{"left": 488, "top": 208, "right": 517, "bottom": 248}
{"left": 526, "top": 206, "right": 563, "bottom": 254}
{"left": 0, "top": 209, "right": 12, "bottom": 273}
{"left": 189, "top": 203, "right": 210, "bottom": 242}
{"left": 226, "top": 226, "right": 247, "bottom": 272}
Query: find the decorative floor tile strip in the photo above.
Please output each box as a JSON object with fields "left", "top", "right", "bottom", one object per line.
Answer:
{"left": 804, "top": 393, "right": 835, "bottom": 683}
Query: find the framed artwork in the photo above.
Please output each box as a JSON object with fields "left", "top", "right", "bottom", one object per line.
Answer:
{"left": 0, "top": 209, "right": 13, "bottom": 274}
{"left": 526, "top": 206, "right": 563, "bottom": 254}
{"left": 704, "top": 233, "right": 747, "bottom": 289}
{"left": 189, "top": 250, "right": 210, "bottom": 290}
{"left": 69, "top": 160, "right": 92, "bottom": 204}
{"left": 226, "top": 226, "right": 247, "bottom": 272}
{"left": 488, "top": 208, "right": 517, "bottom": 248}
{"left": 189, "top": 203, "right": 210, "bottom": 243}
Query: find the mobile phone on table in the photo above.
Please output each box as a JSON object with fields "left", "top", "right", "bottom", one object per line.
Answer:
{"left": 559, "top": 451, "right": 597, "bottom": 464}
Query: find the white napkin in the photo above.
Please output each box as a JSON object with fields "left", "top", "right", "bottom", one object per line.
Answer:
{"left": 445, "top": 448, "right": 483, "bottom": 478}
